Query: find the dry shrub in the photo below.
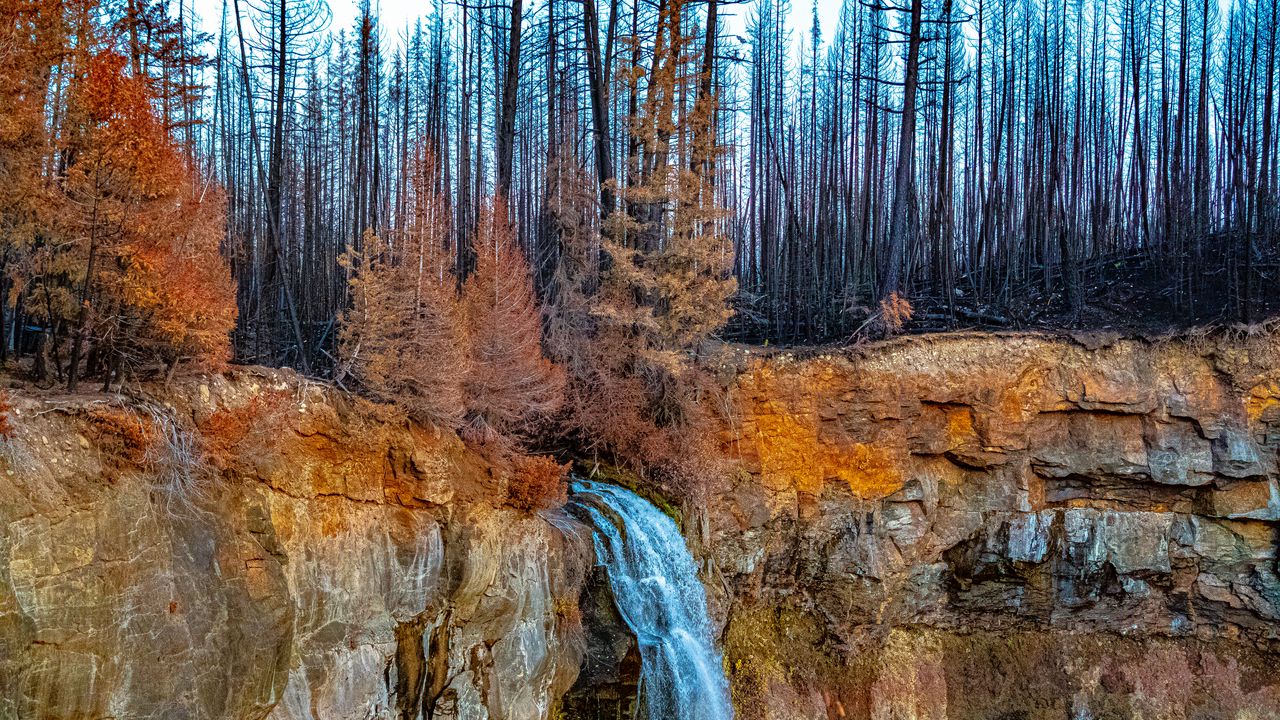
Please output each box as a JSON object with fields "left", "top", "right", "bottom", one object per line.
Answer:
{"left": 877, "top": 292, "right": 914, "bottom": 335}
{"left": 86, "top": 406, "right": 156, "bottom": 464}
{"left": 0, "top": 391, "right": 14, "bottom": 438}
{"left": 507, "top": 453, "right": 569, "bottom": 512}
{"left": 85, "top": 401, "right": 213, "bottom": 505}
{"left": 139, "top": 404, "right": 209, "bottom": 509}
{"left": 552, "top": 329, "right": 731, "bottom": 501}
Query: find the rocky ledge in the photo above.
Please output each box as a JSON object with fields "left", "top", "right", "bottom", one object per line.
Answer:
{"left": 708, "top": 332, "right": 1280, "bottom": 717}
{"left": 3, "top": 331, "right": 1280, "bottom": 719}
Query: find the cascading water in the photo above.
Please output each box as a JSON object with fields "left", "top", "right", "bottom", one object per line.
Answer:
{"left": 570, "top": 480, "right": 734, "bottom": 720}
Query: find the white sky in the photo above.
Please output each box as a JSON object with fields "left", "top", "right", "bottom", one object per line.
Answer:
{"left": 192, "top": 0, "right": 844, "bottom": 56}
{"left": 190, "top": 0, "right": 1246, "bottom": 69}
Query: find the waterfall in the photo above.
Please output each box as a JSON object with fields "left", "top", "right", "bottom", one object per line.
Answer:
{"left": 570, "top": 480, "right": 735, "bottom": 720}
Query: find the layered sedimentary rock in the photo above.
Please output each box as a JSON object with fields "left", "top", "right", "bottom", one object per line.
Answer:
{"left": 709, "top": 332, "right": 1280, "bottom": 718}
{"left": 0, "top": 371, "right": 587, "bottom": 720}
{"left": 4, "top": 332, "right": 1280, "bottom": 719}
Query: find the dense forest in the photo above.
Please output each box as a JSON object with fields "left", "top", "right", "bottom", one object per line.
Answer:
{"left": 1, "top": 0, "right": 1278, "bottom": 475}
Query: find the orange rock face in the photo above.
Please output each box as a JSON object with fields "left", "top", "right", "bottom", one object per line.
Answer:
{"left": 732, "top": 363, "right": 904, "bottom": 498}
{"left": 709, "top": 332, "right": 1280, "bottom": 720}
{"left": 4, "top": 332, "right": 1280, "bottom": 720}
{"left": 0, "top": 368, "right": 588, "bottom": 720}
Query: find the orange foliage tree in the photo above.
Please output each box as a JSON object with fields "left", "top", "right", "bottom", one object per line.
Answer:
{"left": 339, "top": 189, "right": 563, "bottom": 445}
{"left": 541, "top": 30, "right": 737, "bottom": 490}
{"left": 52, "top": 52, "right": 235, "bottom": 389}
{"left": 0, "top": 0, "right": 58, "bottom": 264}
{"left": 0, "top": 0, "right": 63, "bottom": 372}
{"left": 506, "top": 453, "right": 569, "bottom": 511}
{"left": 601, "top": 0, "right": 735, "bottom": 351}
{"left": 533, "top": 13, "right": 740, "bottom": 496}
{"left": 338, "top": 146, "right": 467, "bottom": 426}
{"left": 461, "top": 199, "right": 565, "bottom": 440}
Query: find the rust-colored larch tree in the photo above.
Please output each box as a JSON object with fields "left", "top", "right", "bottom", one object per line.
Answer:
{"left": 598, "top": 0, "right": 734, "bottom": 355}
{"left": 56, "top": 51, "right": 236, "bottom": 389}
{"left": 461, "top": 199, "right": 564, "bottom": 440}
{"left": 543, "top": 0, "right": 733, "bottom": 482}
{"left": 339, "top": 146, "right": 467, "bottom": 426}
{"left": 0, "top": 0, "right": 61, "bottom": 365}
{"left": 117, "top": 183, "right": 238, "bottom": 370}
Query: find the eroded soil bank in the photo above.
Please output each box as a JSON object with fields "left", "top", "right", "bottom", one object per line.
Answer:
{"left": 3, "top": 331, "right": 1279, "bottom": 718}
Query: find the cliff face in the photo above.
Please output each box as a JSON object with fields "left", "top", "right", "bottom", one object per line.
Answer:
{"left": 3, "top": 333, "right": 1280, "bottom": 720}
{"left": 0, "top": 371, "right": 587, "bottom": 720}
{"left": 709, "top": 333, "right": 1280, "bottom": 718}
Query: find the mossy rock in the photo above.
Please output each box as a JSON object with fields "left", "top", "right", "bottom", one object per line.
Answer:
{"left": 573, "top": 461, "right": 683, "bottom": 527}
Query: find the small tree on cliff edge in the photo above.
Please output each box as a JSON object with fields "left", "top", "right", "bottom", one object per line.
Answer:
{"left": 462, "top": 198, "right": 565, "bottom": 441}
{"left": 601, "top": 0, "right": 735, "bottom": 356}
{"left": 338, "top": 182, "right": 562, "bottom": 442}
{"left": 339, "top": 145, "right": 467, "bottom": 426}
{"left": 549, "top": 0, "right": 733, "bottom": 469}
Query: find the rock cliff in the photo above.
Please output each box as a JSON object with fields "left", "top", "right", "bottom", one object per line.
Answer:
{"left": 0, "top": 371, "right": 588, "bottom": 720}
{"left": 709, "top": 332, "right": 1280, "bottom": 718}
{"left": 3, "top": 332, "right": 1280, "bottom": 719}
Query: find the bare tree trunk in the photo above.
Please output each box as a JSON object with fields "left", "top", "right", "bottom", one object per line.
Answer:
{"left": 881, "top": 0, "right": 923, "bottom": 300}
{"left": 692, "top": 0, "right": 717, "bottom": 180}
{"left": 267, "top": 0, "right": 287, "bottom": 347}
{"left": 496, "top": 0, "right": 524, "bottom": 204}
{"left": 67, "top": 199, "right": 99, "bottom": 392}
{"left": 584, "top": 0, "right": 616, "bottom": 218}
